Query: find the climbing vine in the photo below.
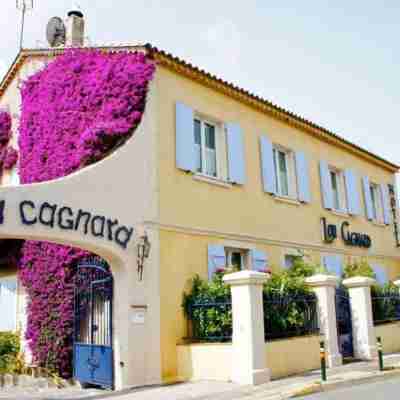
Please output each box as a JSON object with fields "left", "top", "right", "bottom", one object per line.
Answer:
{"left": 0, "top": 110, "right": 19, "bottom": 173}
{"left": 15, "top": 49, "right": 155, "bottom": 376}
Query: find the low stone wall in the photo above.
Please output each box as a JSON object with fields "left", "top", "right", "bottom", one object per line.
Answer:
{"left": 267, "top": 335, "right": 320, "bottom": 379}
{"left": 375, "top": 322, "right": 400, "bottom": 354}
{"left": 177, "top": 335, "right": 320, "bottom": 382}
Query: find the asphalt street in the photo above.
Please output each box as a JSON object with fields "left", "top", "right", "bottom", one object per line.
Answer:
{"left": 298, "top": 377, "right": 400, "bottom": 399}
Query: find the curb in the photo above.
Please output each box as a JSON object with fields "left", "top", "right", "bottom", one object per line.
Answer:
{"left": 288, "top": 368, "right": 400, "bottom": 398}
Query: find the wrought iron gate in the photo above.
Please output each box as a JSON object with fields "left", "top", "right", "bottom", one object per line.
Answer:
{"left": 73, "top": 258, "right": 113, "bottom": 389}
{"left": 335, "top": 286, "right": 354, "bottom": 358}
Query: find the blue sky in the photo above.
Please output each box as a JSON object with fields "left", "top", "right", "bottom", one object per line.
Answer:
{"left": 0, "top": 1, "right": 399, "bottom": 168}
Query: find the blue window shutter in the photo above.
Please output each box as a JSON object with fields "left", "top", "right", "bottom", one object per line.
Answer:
{"left": 372, "top": 265, "right": 388, "bottom": 286}
{"left": 226, "top": 123, "right": 246, "bottom": 184}
{"left": 295, "top": 152, "right": 311, "bottom": 203}
{"left": 207, "top": 245, "right": 226, "bottom": 280}
{"left": 319, "top": 161, "right": 333, "bottom": 210}
{"left": 362, "top": 176, "right": 374, "bottom": 221}
{"left": 259, "top": 136, "right": 276, "bottom": 194}
{"left": 175, "top": 102, "right": 196, "bottom": 172}
{"left": 322, "top": 255, "right": 343, "bottom": 278}
{"left": 344, "top": 170, "right": 360, "bottom": 216}
{"left": 250, "top": 249, "right": 269, "bottom": 272}
{"left": 380, "top": 184, "right": 391, "bottom": 225}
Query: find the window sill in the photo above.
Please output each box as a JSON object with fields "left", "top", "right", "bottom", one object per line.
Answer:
{"left": 372, "top": 221, "right": 387, "bottom": 228}
{"left": 274, "top": 196, "right": 301, "bottom": 206}
{"left": 330, "top": 209, "right": 349, "bottom": 218}
{"left": 193, "top": 174, "right": 232, "bottom": 188}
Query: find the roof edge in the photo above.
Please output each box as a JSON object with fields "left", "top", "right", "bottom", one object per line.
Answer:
{"left": 0, "top": 44, "right": 398, "bottom": 173}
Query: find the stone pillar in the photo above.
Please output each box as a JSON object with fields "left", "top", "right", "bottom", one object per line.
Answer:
{"left": 343, "top": 277, "right": 377, "bottom": 360}
{"left": 223, "top": 270, "right": 270, "bottom": 385}
{"left": 306, "top": 274, "right": 343, "bottom": 367}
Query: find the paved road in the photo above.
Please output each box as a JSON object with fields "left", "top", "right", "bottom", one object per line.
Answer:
{"left": 298, "top": 377, "right": 400, "bottom": 399}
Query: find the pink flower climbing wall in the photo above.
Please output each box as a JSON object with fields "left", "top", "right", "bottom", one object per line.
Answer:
{"left": 17, "top": 50, "right": 155, "bottom": 376}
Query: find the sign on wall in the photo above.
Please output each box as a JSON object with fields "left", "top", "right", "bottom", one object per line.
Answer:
{"left": 0, "top": 199, "right": 134, "bottom": 250}
{"left": 321, "top": 217, "right": 372, "bottom": 248}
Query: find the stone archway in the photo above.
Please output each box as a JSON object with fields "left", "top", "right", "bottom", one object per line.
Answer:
{"left": 0, "top": 109, "right": 162, "bottom": 388}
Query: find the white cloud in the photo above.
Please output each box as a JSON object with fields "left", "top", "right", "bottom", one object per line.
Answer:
{"left": 201, "top": 18, "right": 243, "bottom": 73}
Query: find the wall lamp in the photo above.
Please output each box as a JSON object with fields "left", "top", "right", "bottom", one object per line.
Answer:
{"left": 137, "top": 232, "right": 151, "bottom": 281}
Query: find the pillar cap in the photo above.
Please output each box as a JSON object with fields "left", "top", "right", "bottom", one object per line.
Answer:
{"left": 305, "top": 274, "right": 339, "bottom": 287}
{"left": 343, "top": 276, "right": 376, "bottom": 288}
{"left": 223, "top": 270, "right": 269, "bottom": 286}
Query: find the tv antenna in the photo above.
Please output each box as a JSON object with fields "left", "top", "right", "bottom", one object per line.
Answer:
{"left": 16, "top": 0, "right": 34, "bottom": 50}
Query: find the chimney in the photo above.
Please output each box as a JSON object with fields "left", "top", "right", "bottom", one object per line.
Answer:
{"left": 66, "top": 7, "right": 85, "bottom": 47}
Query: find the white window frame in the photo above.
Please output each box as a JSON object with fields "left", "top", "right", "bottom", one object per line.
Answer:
{"left": 328, "top": 167, "right": 346, "bottom": 212}
{"left": 273, "top": 145, "right": 297, "bottom": 199}
{"left": 369, "top": 182, "right": 384, "bottom": 223}
{"left": 225, "top": 248, "right": 249, "bottom": 271}
{"left": 194, "top": 117, "right": 219, "bottom": 179}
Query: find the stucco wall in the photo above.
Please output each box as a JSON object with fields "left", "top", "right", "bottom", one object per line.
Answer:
{"left": 177, "top": 335, "right": 320, "bottom": 382}
{"left": 375, "top": 322, "right": 400, "bottom": 354}
{"left": 159, "top": 229, "right": 400, "bottom": 380}
{"left": 155, "top": 66, "right": 399, "bottom": 260}
{"left": 155, "top": 65, "right": 400, "bottom": 380}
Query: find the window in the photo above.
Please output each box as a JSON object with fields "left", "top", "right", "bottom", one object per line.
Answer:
{"left": 273, "top": 146, "right": 296, "bottom": 198}
{"left": 225, "top": 248, "right": 248, "bottom": 270}
{"left": 194, "top": 118, "right": 217, "bottom": 178}
{"left": 329, "top": 168, "right": 346, "bottom": 211}
{"left": 369, "top": 183, "right": 383, "bottom": 223}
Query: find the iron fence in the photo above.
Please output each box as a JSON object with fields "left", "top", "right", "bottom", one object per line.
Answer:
{"left": 186, "top": 292, "right": 319, "bottom": 342}
{"left": 263, "top": 292, "right": 319, "bottom": 340}
{"left": 372, "top": 288, "right": 400, "bottom": 325}
{"left": 187, "top": 300, "right": 232, "bottom": 342}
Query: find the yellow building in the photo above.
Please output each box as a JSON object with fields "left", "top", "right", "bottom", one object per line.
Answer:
{"left": 0, "top": 38, "right": 399, "bottom": 386}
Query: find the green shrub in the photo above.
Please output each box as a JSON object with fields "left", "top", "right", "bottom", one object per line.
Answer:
{"left": 371, "top": 282, "right": 400, "bottom": 324}
{"left": 183, "top": 259, "right": 320, "bottom": 341}
{"left": 182, "top": 273, "right": 232, "bottom": 341}
{"left": 0, "top": 332, "right": 21, "bottom": 374}
{"left": 343, "top": 259, "right": 376, "bottom": 280}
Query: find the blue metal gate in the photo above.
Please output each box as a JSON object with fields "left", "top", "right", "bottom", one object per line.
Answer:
{"left": 335, "top": 286, "right": 354, "bottom": 358}
{"left": 73, "top": 258, "right": 113, "bottom": 389}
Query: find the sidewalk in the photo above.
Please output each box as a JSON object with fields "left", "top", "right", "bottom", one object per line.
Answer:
{"left": 91, "top": 353, "right": 400, "bottom": 400}
{"left": 1, "top": 354, "right": 400, "bottom": 400}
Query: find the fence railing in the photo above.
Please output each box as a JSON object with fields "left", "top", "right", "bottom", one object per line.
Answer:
{"left": 372, "top": 288, "right": 400, "bottom": 326}
{"left": 186, "top": 293, "right": 319, "bottom": 342}
{"left": 187, "top": 300, "right": 232, "bottom": 342}
{"left": 263, "top": 293, "right": 319, "bottom": 340}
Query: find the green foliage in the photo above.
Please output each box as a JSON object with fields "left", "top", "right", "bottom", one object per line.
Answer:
{"left": 0, "top": 332, "right": 22, "bottom": 374}
{"left": 343, "top": 259, "right": 376, "bottom": 280}
{"left": 182, "top": 273, "right": 232, "bottom": 341}
{"left": 263, "top": 259, "right": 317, "bottom": 338}
{"left": 371, "top": 282, "right": 400, "bottom": 324}
{"left": 264, "top": 258, "right": 317, "bottom": 297}
{"left": 183, "top": 259, "right": 321, "bottom": 341}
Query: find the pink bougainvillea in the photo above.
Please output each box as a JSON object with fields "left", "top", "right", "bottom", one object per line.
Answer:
{"left": 17, "top": 50, "right": 155, "bottom": 376}
{"left": 19, "top": 50, "right": 155, "bottom": 183}
{"left": 3, "top": 147, "right": 18, "bottom": 170}
{"left": 0, "top": 110, "right": 11, "bottom": 146}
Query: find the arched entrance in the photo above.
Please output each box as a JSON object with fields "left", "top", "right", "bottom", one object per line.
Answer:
{"left": 73, "top": 257, "right": 114, "bottom": 389}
